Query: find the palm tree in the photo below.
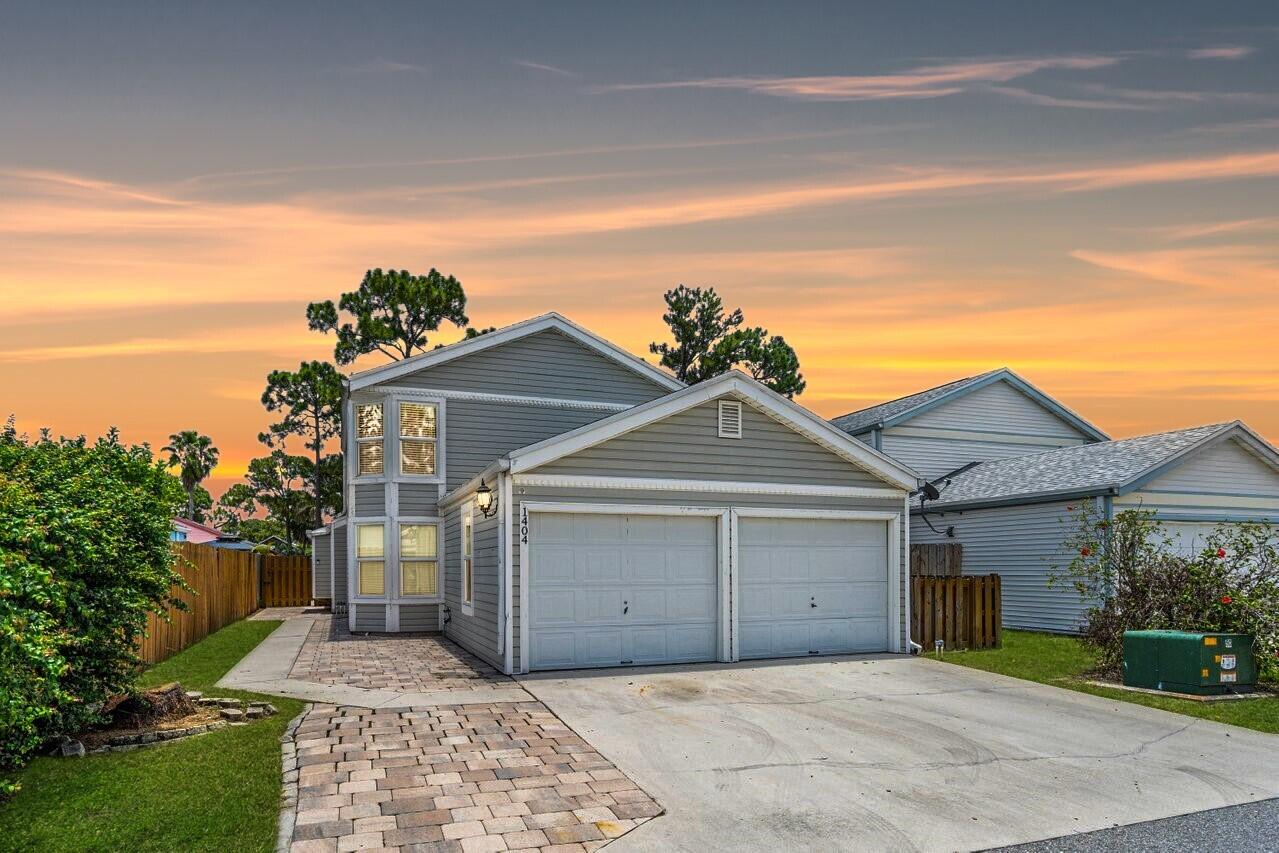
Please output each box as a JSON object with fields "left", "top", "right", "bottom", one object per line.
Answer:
{"left": 164, "top": 430, "right": 219, "bottom": 521}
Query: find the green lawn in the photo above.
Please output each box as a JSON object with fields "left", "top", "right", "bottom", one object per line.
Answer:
{"left": 0, "top": 619, "right": 301, "bottom": 853}
{"left": 940, "top": 630, "right": 1279, "bottom": 734}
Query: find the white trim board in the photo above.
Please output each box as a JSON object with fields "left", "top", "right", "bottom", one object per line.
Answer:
{"left": 507, "top": 371, "right": 919, "bottom": 491}
{"left": 379, "top": 386, "right": 631, "bottom": 413}
{"left": 348, "top": 312, "right": 683, "bottom": 392}
{"left": 512, "top": 474, "right": 907, "bottom": 500}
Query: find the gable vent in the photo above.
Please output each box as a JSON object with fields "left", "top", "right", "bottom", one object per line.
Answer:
{"left": 718, "top": 400, "right": 743, "bottom": 439}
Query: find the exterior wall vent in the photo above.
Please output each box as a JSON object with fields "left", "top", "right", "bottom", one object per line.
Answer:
{"left": 718, "top": 400, "right": 743, "bottom": 439}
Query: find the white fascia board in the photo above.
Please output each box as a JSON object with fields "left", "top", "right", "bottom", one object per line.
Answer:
{"left": 508, "top": 371, "right": 920, "bottom": 490}
{"left": 440, "top": 459, "right": 509, "bottom": 509}
{"left": 347, "top": 312, "right": 683, "bottom": 392}
{"left": 513, "top": 473, "right": 906, "bottom": 499}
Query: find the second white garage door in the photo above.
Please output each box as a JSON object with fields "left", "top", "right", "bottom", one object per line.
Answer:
{"left": 528, "top": 512, "right": 719, "bottom": 670}
{"left": 737, "top": 516, "right": 890, "bottom": 659}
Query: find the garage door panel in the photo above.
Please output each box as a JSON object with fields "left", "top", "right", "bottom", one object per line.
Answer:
{"left": 848, "top": 618, "right": 890, "bottom": 650}
{"left": 531, "top": 632, "right": 577, "bottom": 669}
{"left": 579, "top": 514, "right": 623, "bottom": 541}
{"left": 738, "top": 549, "right": 774, "bottom": 582}
{"left": 530, "top": 590, "right": 577, "bottom": 626}
{"left": 629, "top": 548, "right": 669, "bottom": 583}
{"left": 580, "top": 631, "right": 624, "bottom": 666}
{"left": 629, "top": 628, "right": 668, "bottom": 663}
{"left": 583, "top": 550, "right": 623, "bottom": 583}
{"left": 667, "top": 626, "right": 717, "bottom": 661}
{"left": 579, "top": 588, "right": 623, "bottom": 623}
{"left": 738, "top": 585, "right": 775, "bottom": 621}
{"left": 627, "top": 588, "right": 667, "bottom": 621}
{"left": 537, "top": 547, "right": 577, "bottom": 582}
{"left": 671, "top": 548, "right": 717, "bottom": 582}
{"left": 668, "top": 586, "right": 717, "bottom": 620}
{"left": 810, "top": 619, "right": 852, "bottom": 652}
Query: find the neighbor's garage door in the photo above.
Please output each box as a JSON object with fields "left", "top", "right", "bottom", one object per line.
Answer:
{"left": 528, "top": 512, "right": 719, "bottom": 670}
{"left": 737, "top": 516, "right": 890, "bottom": 659}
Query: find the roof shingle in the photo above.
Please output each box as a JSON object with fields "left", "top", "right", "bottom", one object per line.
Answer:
{"left": 832, "top": 370, "right": 1003, "bottom": 434}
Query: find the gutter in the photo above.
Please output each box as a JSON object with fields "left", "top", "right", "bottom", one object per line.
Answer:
{"left": 912, "top": 485, "right": 1120, "bottom": 515}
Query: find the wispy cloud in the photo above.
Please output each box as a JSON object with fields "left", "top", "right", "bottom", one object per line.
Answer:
{"left": 1145, "top": 217, "right": 1279, "bottom": 241}
{"left": 0, "top": 326, "right": 316, "bottom": 363}
{"left": 1188, "top": 45, "right": 1255, "bottom": 60}
{"left": 598, "top": 55, "right": 1121, "bottom": 101}
{"left": 1072, "top": 246, "right": 1278, "bottom": 291}
{"left": 512, "top": 59, "right": 576, "bottom": 77}
{"left": 1188, "top": 117, "right": 1279, "bottom": 135}
{"left": 340, "top": 58, "right": 428, "bottom": 75}
{"left": 1079, "top": 83, "right": 1278, "bottom": 105}
{"left": 985, "top": 85, "right": 1159, "bottom": 111}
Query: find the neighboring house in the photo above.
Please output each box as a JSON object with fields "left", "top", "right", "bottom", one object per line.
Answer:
{"left": 911, "top": 422, "right": 1279, "bottom": 632}
{"left": 311, "top": 312, "right": 918, "bottom": 675}
{"left": 171, "top": 517, "right": 223, "bottom": 544}
{"left": 832, "top": 368, "right": 1108, "bottom": 482}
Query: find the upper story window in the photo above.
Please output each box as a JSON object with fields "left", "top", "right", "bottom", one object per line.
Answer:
{"left": 356, "top": 403, "right": 384, "bottom": 476}
{"left": 399, "top": 402, "right": 438, "bottom": 476}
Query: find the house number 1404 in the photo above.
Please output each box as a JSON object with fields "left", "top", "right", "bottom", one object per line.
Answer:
{"left": 520, "top": 507, "right": 529, "bottom": 544}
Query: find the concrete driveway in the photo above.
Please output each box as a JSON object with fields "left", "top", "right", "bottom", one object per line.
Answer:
{"left": 519, "top": 655, "right": 1279, "bottom": 852}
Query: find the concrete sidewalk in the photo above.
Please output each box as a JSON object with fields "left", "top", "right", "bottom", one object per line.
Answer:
{"left": 219, "top": 615, "right": 533, "bottom": 708}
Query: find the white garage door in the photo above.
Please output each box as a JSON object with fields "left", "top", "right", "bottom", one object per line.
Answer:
{"left": 528, "top": 512, "right": 719, "bottom": 670}
{"left": 738, "top": 516, "right": 890, "bottom": 659}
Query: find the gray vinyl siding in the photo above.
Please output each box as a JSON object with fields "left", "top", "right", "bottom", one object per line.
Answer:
{"left": 511, "top": 487, "right": 907, "bottom": 670}
{"left": 332, "top": 523, "right": 349, "bottom": 605}
{"left": 536, "top": 397, "right": 889, "bottom": 488}
{"left": 444, "top": 399, "right": 611, "bottom": 490}
{"left": 399, "top": 604, "right": 439, "bottom": 632}
{"left": 353, "top": 484, "right": 385, "bottom": 515}
{"left": 384, "top": 329, "right": 670, "bottom": 405}
{"left": 442, "top": 503, "right": 503, "bottom": 668}
{"left": 871, "top": 380, "right": 1096, "bottom": 481}
{"left": 312, "top": 530, "right": 332, "bottom": 599}
{"left": 911, "top": 499, "right": 1095, "bottom": 633}
{"left": 1116, "top": 438, "right": 1279, "bottom": 524}
{"left": 399, "top": 483, "right": 439, "bottom": 516}
{"left": 352, "top": 603, "right": 386, "bottom": 632}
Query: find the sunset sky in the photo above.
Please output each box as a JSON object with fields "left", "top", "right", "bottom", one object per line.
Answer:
{"left": 3, "top": 2, "right": 1278, "bottom": 498}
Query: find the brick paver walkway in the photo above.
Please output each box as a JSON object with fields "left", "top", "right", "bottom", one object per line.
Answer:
{"left": 289, "top": 701, "right": 661, "bottom": 852}
{"left": 290, "top": 616, "right": 511, "bottom": 693}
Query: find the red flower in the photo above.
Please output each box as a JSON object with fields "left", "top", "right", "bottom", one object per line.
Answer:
{"left": 1221, "top": 595, "right": 1232, "bottom": 605}
{"left": 1066, "top": 505, "right": 1076, "bottom": 511}
{"left": 1216, "top": 548, "right": 1227, "bottom": 558}
{"left": 1080, "top": 546, "right": 1092, "bottom": 557}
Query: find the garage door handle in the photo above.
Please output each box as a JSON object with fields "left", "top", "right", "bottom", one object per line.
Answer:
{"left": 623, "top": 601, "right": 629, "bottom": 615}
{"left": 810, "top": 601, "right": 817, "bottom": 608}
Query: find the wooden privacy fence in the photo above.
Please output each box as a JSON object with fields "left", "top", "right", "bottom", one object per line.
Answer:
{"left": 261, "top": 553, "right": 312, "bottom": 607}
{"left": 911, "top": 542, "right": 963, "bottom": 577}
{"left": 912, "top": 574, "right": 1002, "bottom": 651}
{"left": 138, "top": 542, "right": 260, "bottom": 665}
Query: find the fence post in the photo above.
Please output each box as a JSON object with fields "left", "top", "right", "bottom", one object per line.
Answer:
{"left": 255, "top": 552, "right": 265, "bottom": 610}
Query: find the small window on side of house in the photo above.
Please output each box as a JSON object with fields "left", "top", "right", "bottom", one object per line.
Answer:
{"left": 718, "top": 400, "right": 743, "bottom": 439}
{"left": 461, "top": 507, "right": 474, "bottom": 609}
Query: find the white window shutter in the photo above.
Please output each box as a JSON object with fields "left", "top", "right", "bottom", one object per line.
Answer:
{"left": 718, "top": 400, "right": 743, "bottom": 439}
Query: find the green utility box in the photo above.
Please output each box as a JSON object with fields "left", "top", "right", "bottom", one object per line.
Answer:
{"left": 1123, "top": 631, "right": 1257, "bottom": 695}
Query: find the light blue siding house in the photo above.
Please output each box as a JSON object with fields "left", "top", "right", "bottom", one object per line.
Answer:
{"left": 910, "top": 422, "right": 1279, "bottom": 632}
{"left": 833, "top": 368, "right": 1108, "bottom": 482}
{"left": 314, "top": 313, "right": 919, "bottom": 675}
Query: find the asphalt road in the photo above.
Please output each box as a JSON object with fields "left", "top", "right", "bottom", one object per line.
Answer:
{"left": 990, "top": 798, "right": 1279, "bottom": 852}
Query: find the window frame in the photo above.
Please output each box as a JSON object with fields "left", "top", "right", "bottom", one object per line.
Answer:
{"left": 353, "top": 400, "right": 386, "bottom": 480}
{"left": 398, "top": 520, "right": 442, "bottom": 601}
{"left": 460, "top": 503, "right": 475, "bottom": 615}
{"left": 397, "top": 399, "right": 440, "bottom": 479}
{"left": 353, "top": 521, "right": 387, "bottom": 599}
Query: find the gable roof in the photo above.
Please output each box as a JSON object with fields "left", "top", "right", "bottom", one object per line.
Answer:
{"left": 173, "top": 517, "right": 223, "bottom": 538}
{"left": 832, "top": 368, "right": 1109, "bottom": 441}
{"left": 347, "top": 312, "right": 683, "bottom": 392}
{"left": 921, "top": 421, "right": 1279, "bottom": 510}
{"left": 504, "top": 370, "right": 919, "bottom": 490}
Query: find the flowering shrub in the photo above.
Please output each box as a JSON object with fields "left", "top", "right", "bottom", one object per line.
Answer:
{"left": 1052, "top": 502, "right": 1278, "bottom": 681}
{"left": 0, "top": 423, "right": 184, "bottom": 796}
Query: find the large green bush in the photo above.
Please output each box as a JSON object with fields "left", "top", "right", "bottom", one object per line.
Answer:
{"left": 0, "top": 424, "right": 185, "bottom": 795}
{"left": 1053, "top": 502, "right": 1279, "bottom": 681}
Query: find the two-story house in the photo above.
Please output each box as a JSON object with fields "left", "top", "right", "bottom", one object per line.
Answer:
{"left": 310, "top": 313, "right": 919, "bottom": 675}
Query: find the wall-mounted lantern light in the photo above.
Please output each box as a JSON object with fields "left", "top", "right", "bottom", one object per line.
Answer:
{"left": 475, "top": 479, "right": 498, "bottom": 519}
